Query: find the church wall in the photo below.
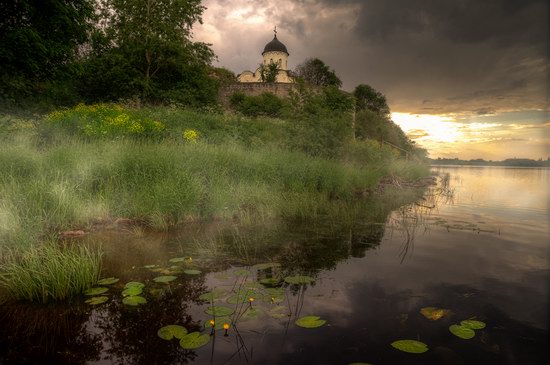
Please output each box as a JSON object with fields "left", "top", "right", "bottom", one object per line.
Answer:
{"left": 218, "top": 83, "right": 296, "bottom": 107}
{"left": 262, "top": 51, "right": 289, "bottom": 70}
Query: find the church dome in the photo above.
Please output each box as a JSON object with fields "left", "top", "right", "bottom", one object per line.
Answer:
{"left": 262, "top": 35, "right": 288, "bottom": 55}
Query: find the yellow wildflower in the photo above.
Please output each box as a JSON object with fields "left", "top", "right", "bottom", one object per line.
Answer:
{"left": 183, "top": 129, "right": 199, "bottom": 143}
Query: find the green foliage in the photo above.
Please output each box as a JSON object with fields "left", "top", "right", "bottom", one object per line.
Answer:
{"left": 295, "top": 58, "right": 342, "bottom": 87}
{"left": 0, "top": 243, "right": 102, "bottom": 303}
{"left": 44, "top": 103, "right": 166, "bottom": 139}
{"left": 230, "top": 92, "right": 285, "bottom": 117}
{"left": 354, "top": 84, "right": 390, "bottom": 116}
{"left": 260, "top": 62, "right": 280, "bottom": 83}
{"left": 449, "top": 324, "right": 476, "bottom": 339}
{"left": 157, "top": 325, "right": 188, "bottom": 340}
{"left": 0, "top": 0, "right": 94, "bottom": 100}
{"left": 295, "top": 316, "right": 327, "bottom": 328}
{"left": 179, "top": 332, "right": 210, "bottom": 349}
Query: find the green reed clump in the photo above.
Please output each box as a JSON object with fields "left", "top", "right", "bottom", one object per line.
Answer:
{"left": 0, "top": 242, "right": 102, "bottom": 303}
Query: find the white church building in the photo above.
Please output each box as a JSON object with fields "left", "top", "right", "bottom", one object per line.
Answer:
{"left": 237, "top": 29, "right": 294, "bottom": 84}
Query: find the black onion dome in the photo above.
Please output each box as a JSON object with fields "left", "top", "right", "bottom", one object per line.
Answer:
{"left": 262, "top": 35, "right": 288, "bottom": 55}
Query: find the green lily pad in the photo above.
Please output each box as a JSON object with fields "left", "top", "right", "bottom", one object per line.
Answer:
{"left": 295, "top": 315, "right": 326, "bottom": 328}
{"left": 122, "top": 296, "right": 147, "bottom": 306}
{"left": 420, "top": 306, "right": 452, "bottom": 320}
{"left": 157, "top": 325, "right": 188, "bottom": 340}
{"left": 269, "top": 305, "right": 290, "bottom": 319}
{"left": 234, "top": 269, "right": 251, "bottom": 276}
{"left": 259, "top": 278, "right": 281, "bottom": 286}
{"left": 449, "top": 324, "right": 475, "bottom": 339}
{"left": 227, "top": 294, "right": 248, "bottom": 304}
{"left": 169, "top": 257, "right": 186, "bottom": 263}
{"left": 284, "top": 275, "right": 315, "bottom": 285}
{"left": 391, "top": 339, "right": 429, "bottom": 353}
{"left": 153, "top": 275, "right": 177, "bottom": 283}
{"left": 198, "top": 289, "right": 226, "bottom": 302}
{"left": 252, "top": 263, "right": 281, "bottom": 270}
{"left": 461, "top": 319, "right": 486, "bottom": 330}
{"left": 122, "top": 286, "right": 142, "bottom": 297}
{"left": 184, "top": 269, "right": 201, "bottom": 275}
{"left": 124, "top": 281, "right": 145, "bottom": 289}
{"left": 84, "top": 287, "right": 108, "bottom": 296}
{"left": 144, "top": 264, "right": 158, "bottom": 269}
{"left": 241, "top": 307, "right": 262, "bottom": 320}
{"left": 179, "top": 332, "right": 210, "bottom": 350}
{"left": 205, "top": 305, "right": 234, "bottom": 316}
{"left": 97, "top": 277, "right": 119, "bottom": 285}
{"left": 204, "top": 317, "right": 231, "bottom": 330}
{"left": 85, "top": 296, "right": 109, "bottom": 305}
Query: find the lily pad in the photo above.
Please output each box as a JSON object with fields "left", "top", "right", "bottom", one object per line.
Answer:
{"left": 204, "top": 317, "right": 231, "bottom": 330}
{"left": 234, "top": 269, "right": 251, "bottom": 276}
{"left": 85, "top": 296, "right": 109, "bottom": 305}
{"left": 252, "top": 262, "right": 281, "bottom": 270}
{"left": 144, "top": 264, "right": 158, "bottom": 269}
{"left": 198, "top": 289, "right": 226, "bottom": 302}
{"left": 205, "top": 305, "right": 234, "bottom": 316}
{"left": 184, "top": 269, "right": 201, "bottom": 275}
{"left": 284, "top": 276, "right": 315, "bottom": 285}
{"left": 169, "top": 257, "right": 186, "bottom": 263}
{"left": 124, "top": 281, "right": 145, "bottom": 289}
{"left": 97, "top": 277, "right": 119, "bottom": 285}
{"left": 241, "top": 307, "right": 262, "bottom": 320}
{"left": 122, "top": 286, "right": 142, "bottom": 297}
{"left": 227, "top": 294, "right": 248, "bottom": 304}
{"left": 84, "top": 287, "right": 108, "bottom": 296}
{"left": 179, "top": 332, "right": 210, "bottom": 350}
{"left": 157, "top": 325, "right": 188, "bottom": 340}
{"left": 449, "top": 324, "right": 475, "bottom": 339}
{"left": 259, "top": 278, "right": 281, "bottom": 286}
{"left": 391, "top": 340, "right": 429, "bottom": 353}
{"left": 269, "top": 305, "right": 290, "bottom": 319}
{"left": 295, "top": 315, "right": 326, "bottom": 328}
{"left": 461, "top": 319, "right": 486, "bottom": 330}
{"left": 420, "top": 306, "right": 452, "bottom": 320}
{"left": 122, "top": 296, "right": 147, "bottom": 306}
{"left": 153, "top": 275, "right": 177, "bottom": 283}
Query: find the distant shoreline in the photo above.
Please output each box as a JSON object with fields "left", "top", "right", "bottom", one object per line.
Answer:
{"left": 430, "top": 158, "right": 550, "bottom": 168}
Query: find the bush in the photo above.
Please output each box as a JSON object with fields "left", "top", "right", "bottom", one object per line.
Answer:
{"left": 230, "top": 92, "right": 285, "bottom": 117}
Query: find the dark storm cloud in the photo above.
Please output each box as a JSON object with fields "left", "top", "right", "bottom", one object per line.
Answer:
{"left": 198, "top": 0, "right": 547, "bottom": 115}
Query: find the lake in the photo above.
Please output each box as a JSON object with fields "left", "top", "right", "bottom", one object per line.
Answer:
{"left": 0, "top": 166, "right": 548, "bottom": 364}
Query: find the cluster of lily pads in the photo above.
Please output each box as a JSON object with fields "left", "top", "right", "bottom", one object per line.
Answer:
{"left": 151, "top": 262, "right": 331, "bottom": 350}
{"left": 82, "top": 256, "right": 204, "bottom": 306}
{"left": 390, "top": 306, "right": 487, "bottom": 355}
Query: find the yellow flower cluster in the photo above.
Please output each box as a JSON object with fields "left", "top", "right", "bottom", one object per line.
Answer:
{"left": 183, "top": 129, "right": 199, "bottom": 142}
{"left": 106, "top": 113, "right": 130, "bottom": 126}
{"left": 46, "top": 110, "right": 66, "bottom": 122}
{"left": 128, "top": 121, "right": 145, "bottom": 134}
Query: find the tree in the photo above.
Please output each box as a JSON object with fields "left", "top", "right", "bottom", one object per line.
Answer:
{"left": 260, "top": 61, "right": 279, "bottom": 83}
{"left": 353, "top": 84, "right": 390, "bottom": 116}
{"left": 294, "top": 58, "right": 342, "bottom": 88}
{"left": 0, "top": 0, "right": 94, "bottom": 98}
{"left": 93, "top": 0, "right": 215, "bottom": 101}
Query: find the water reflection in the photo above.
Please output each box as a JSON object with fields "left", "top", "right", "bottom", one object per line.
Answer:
{"left": 1, "top": 167, "right": 548, "bottom": 364}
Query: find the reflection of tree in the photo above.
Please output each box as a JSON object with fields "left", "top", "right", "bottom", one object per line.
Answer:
{"left": 93, "top": 277, "right": 208, "bottom": 365}
{"left": 0, "top": 302, "right": 102, "bottom": 363}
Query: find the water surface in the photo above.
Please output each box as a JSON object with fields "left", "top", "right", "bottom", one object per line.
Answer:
{"left": 1, "top": 166, "right": 548, "bottom": 364}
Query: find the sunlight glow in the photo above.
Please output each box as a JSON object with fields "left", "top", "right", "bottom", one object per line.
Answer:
{"left": 391, "top": 112, "right": 463, "bottom": 143}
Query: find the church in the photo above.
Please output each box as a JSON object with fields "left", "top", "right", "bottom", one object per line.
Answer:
{"left": 237, "top": 29, "right": 294, "bottom": 84}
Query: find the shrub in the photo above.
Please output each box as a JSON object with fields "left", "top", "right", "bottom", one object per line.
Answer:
{"left": 229, "top": 92, "right": 285, "bottom": 117}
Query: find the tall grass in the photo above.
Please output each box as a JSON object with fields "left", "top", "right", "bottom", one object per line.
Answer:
{"left": 0, "top": 242, "right": 102, "bottom": 303}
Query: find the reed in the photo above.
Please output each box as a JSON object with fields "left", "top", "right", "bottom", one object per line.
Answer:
{"left": 0, "top": 242, "right": 102, "bottom": 303}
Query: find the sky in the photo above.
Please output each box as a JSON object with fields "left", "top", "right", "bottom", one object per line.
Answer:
{"left": 193, "top": 0, "right": 549, "bottom": 160}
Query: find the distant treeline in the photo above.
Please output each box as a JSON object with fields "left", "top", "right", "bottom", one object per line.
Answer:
{"left": 430, "top": 157, "right": 550, "bottom": 167}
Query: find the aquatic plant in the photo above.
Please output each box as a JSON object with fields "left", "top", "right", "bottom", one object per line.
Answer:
{"left": 295, "top": 315, "right": 326, "bottom": 328}
{"left": 179, "top": 332, "right": 210, "bottom": 349}
{"left": 391, "top": 340, "right": 429, "bottom": 353}
{"left": 97, "top": 277, "right": 119, "bottom": 285}
{"left": 0, "top": 242, "right": 101, "bottom": 303}
{"left": 122, "top": 296, "right": 147, "bottom": 306}
{"left": 85, "top": 296, "right": 109, "bottom": 305}
{"left": 157, "top": 325, "right": 188, "bottom": 340}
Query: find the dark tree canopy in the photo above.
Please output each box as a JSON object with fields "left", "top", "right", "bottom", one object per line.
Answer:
{"left": 353, "top": 84, "right": 390, "bottom": 116}
{"left": 295, "top": 58, "right": 342, "bottom": 88}
{"left": 0, "top": 0, "right": 94, "bottom": 97}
